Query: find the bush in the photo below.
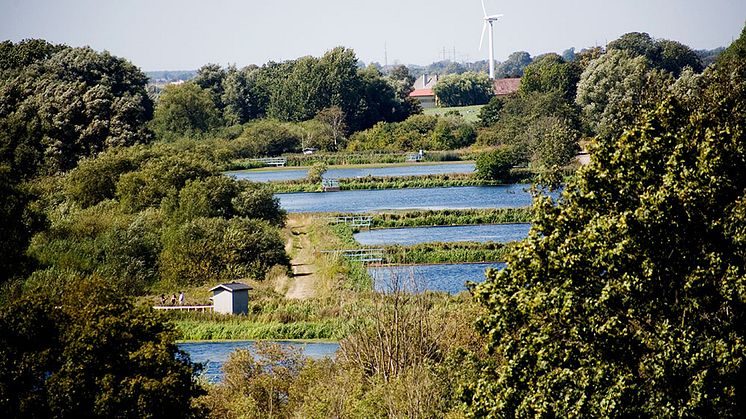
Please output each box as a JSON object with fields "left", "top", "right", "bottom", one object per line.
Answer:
{"left": 306, "top": 162, "right": 327, "bottom": 184}
{"left": 475, "top": 148, "right": 516, "bottom": 182}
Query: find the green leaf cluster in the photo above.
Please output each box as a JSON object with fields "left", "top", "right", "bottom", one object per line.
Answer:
{"left": 468, "top": 29, "right": 746, "bottom": 417}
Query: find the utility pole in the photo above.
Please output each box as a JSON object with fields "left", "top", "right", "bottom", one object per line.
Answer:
{"left": 384, "top": 42, "right": 388, "bottom": 70}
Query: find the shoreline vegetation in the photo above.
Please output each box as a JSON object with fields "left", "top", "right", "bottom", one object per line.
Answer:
{"left": 229, "top": 164, "right": 577, "bottom": 193}
{"left": 165, "top": 209, "right": 530, "bottom": 342}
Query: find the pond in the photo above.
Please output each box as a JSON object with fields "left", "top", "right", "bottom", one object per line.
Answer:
{"left": 226, "top": 162, "right": 475, "bottom": 182}
{"left": 178, "top": 340, "right": 339, "bottom": 383}
{"left": 354, "top": 223, "right": 531, "bottom": 246}
{"left": 277, "top": 185, "right": 539, "bottom": 213}
{"left": 368, "top": 262, "right": 505, "bottom": 294}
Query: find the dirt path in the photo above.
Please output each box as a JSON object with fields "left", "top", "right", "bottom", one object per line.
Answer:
{"left": 285, "top": 215, "right": 318, "bottom": 299}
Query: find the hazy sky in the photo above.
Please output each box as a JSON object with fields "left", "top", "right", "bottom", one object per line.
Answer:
{"left": 1, "top": 0, "right": 744, "bottom": 71}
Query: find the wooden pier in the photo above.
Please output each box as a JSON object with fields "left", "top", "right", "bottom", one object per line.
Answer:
{"left": 153, "top": 305, "right": 214, "bottom": 312}
{"left": 322, "top": 178, "right": 340, "bottom": 192}
{"left": 249, "top": 157, "right": 287, "bottom": 167}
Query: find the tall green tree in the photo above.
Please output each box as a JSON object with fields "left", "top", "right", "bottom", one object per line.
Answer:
{"left": 495, "top": 51, "right": 533, "bottom": 78}
{"left": 0, "top": 42, "right": 153, "bottom": 176}
{"left": 433, "top": 72, "right": 494, "bottom": 107}
{"left": 150, "top": 82, "right": 223, "bottom": 140}
{"left": 575, "top": 50, "right": 673, "bottom": 140}
{"left": 468, "top": 27, "right": 746, "bottom": 417}
{"left": 0, "top": 279, "right": 205, "bottom": 417}
{"left": 519, "top": 53, "right": 582, "bottom": 101}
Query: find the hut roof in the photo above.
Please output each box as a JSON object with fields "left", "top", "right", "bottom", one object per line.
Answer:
{"left": 209, "top": 282, "right": 253, "bottom": 293}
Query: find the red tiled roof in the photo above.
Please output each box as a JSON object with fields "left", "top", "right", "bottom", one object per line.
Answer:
{"left": 493, "top": 78, "right": 521, "bottom": 96}
{"left": 409, "top": 88, "right": 434, "bottom": 98}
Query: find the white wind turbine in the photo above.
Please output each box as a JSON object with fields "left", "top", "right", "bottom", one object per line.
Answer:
{"left": 479, "top": 0, "right": 504, "bottom": 79}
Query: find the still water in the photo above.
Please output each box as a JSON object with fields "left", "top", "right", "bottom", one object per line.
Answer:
{"left": 179, "top": 340, "right": 339, "bottom": 383}
{"left": 277, "top": 185, "right": 537, "bottom": 213}
{"left": 354, "top": 223, "right": 531, "bottom": 246}
{"left": 227, "top": 163, "right": 475, "bottom": 182}
{"left": 368, "top": 262, "right": 505, "bottom": 294}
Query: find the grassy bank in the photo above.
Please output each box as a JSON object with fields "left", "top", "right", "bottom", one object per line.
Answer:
{"left": 269, "top": 172, "right": 493, "bottom": 193}
{"left": 383, "top": 241, "right": 512, "bottom": 264}
{"left": 268, "top": 167, "right": 576, "bottom": 193}
{"left": 365, "top": 208, "right": 533, "bottom": 228}
{"left": 174, "top": 319, "right": 348, "bottom": 340}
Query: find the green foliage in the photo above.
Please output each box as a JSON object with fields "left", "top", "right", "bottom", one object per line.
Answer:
{"left": 369, "top": 208, "right": 532, "bottom": 228}
{"left": 347, "top": 113, "right": 476, "bottom": 152}
{"left": 0, "top": 166, "right": 44, "bottom": 283}
{"left": 175, "top": 320, "right": 345, "bottom": 341}
{"left": 306, "top": 162, "right": 327, "bottom": 184}
{"left": 205, "top": 343, "right": 306, "bottom": 418}
{"left": 608, "top": 32, "right": 704, "bottom": 77}
{"left": 495, "top": 51, "right": 533, "bottom": 78}
{"left": 575, "top": 49, "right": 674, "bottom": 141}
{"left": 63, "top": 150, "right": 139, "bottom": 208}
{"left": 259, "top": 47, "right": 413, "bottom": 133}
{"left": 150, "top": 82, "right": 223, "bottom": 140}
{"left": 0, "top": 279, "right": 204, "bottom": 418}
{"left": 160, "top": 217, "right": 289, "bottom": 286}
{"left": 116, "top": 154, "right": 215, "bottom": 212}
{"left": 27, "top": 203, "right": 163, "bottom": 295}
{"left": 478, "top": 90, "right": 582, "bottom": 167}
{"left": 475, "top": 147, "right": 516, "bottom": 182}
{"left": 468, "top": 30, "right": 746, "bottom": 417}
{"left": 0, "top": 41, "right": 153, "bottom": 177}
{"left": 519, "top": 53, "right": 582, "bottom": 101}
{"left": 384, "top": 241, "right": 510, "bottom": 264}
{"left": 432, "top": 71, "right": 494, "bottom": 107}
{"left": 477, "top": 96, "right": 504, "bottom": 127}
{"left": 163, "top": 175, "right": 285, "bottom": 227}
{"left": 233, "top": 118, "right": 303, "bottom": 157}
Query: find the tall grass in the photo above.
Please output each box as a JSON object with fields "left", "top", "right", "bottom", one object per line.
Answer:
{"left": 383, "top": 242, "right": 512, "bottom": 264}
{"left": 175, "top": 319, "right": 349, "bottom": 340}
{"left": 356, "top": 208, "right": 533, "bottom": 228}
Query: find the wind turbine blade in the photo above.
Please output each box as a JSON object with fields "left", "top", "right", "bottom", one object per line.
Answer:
{"left": 479, "top": 21, "right": 487, "bottom": 50}
{"left": 481, "top": 0, "right": 488, "bottom": 17}
{"left": 486, "top": 14, "right": 504, "bottom": 19}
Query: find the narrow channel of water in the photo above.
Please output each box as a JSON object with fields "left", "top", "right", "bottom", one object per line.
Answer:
{"left": 277, "top": 185, "right": 538, "bottom": 213}
{"left": 354, "top": 223, "right": 531, "bottom": 246}
{"left": 368, "top": 262, "right": 505, "bottom": 294}
{"left": 178, "top": 341, "right": 339, "bottom": 383}
{"left": 226, "top": 162, "right": 475, "bottom": 182}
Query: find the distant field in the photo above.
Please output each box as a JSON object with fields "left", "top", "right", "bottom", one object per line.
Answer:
{"left": 423, "top": 105, "right": 484, "bottom": 123}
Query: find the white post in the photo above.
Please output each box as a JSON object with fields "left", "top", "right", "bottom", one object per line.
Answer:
{"left": 488, "top": 20, "right": 495, "bottom": 80}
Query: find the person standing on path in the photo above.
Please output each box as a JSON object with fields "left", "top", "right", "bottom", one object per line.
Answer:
{"left": 170, "top": 294, "right": 177, "bottom": 306}
{"left": 179, "top": 291, "right": 185, "bottom": 306}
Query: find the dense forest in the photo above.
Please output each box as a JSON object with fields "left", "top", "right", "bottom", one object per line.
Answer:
{"left": 1, "top": 25, "right": 744, "bottom": 416}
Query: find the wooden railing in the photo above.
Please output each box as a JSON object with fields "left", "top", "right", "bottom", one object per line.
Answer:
{"left": 328, "top": 215, "right": 372, "bottom": 228}
{"left": 249, "top": 157, "right": 287, "bottom": 167}
{"left": 153, "top": 305, "right": 213, "bottom": 312}
{"left": 321, "top": 248, "right": 384, "bottom": 264}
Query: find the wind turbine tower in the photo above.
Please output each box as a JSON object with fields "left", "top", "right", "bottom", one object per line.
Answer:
{"left": 479, "top": 0, "right": 504, "bottom": 79}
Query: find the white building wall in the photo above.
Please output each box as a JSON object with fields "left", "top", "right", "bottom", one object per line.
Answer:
{"left": 212, "top": 290, "right": 233, "bottom": 314}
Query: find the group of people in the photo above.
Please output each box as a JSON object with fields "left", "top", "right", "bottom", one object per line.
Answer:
{"left": 160, "top": 291, "right": 185, "bottom": 306}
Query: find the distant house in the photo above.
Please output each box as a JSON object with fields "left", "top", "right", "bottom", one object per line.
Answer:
{"left": 493, "top": 78, "right": 521, "bottom": 97}
{"left": 409, "top": 74, "right": 439, "bottom": 108}
{"left": 209, "top": 282, "right": 252, "bottom": 315}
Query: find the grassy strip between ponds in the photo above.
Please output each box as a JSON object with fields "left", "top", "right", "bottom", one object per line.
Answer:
{"left": 366, "top": 208, "right": 533, "bottom": 228}
{"left": 383, "top": 241, "right": 513, "bottom": 265}
{"left": 268, "top": 167, "right": 577, "bottom": 193}
{"left": 270, "top": 173, "right": 495, "bottom": 193}
{"left": 229, "top": 151, "right": 474, "bottom": 170}
{"left": 175, "top": 319, "right": 350, "bottom": 341}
